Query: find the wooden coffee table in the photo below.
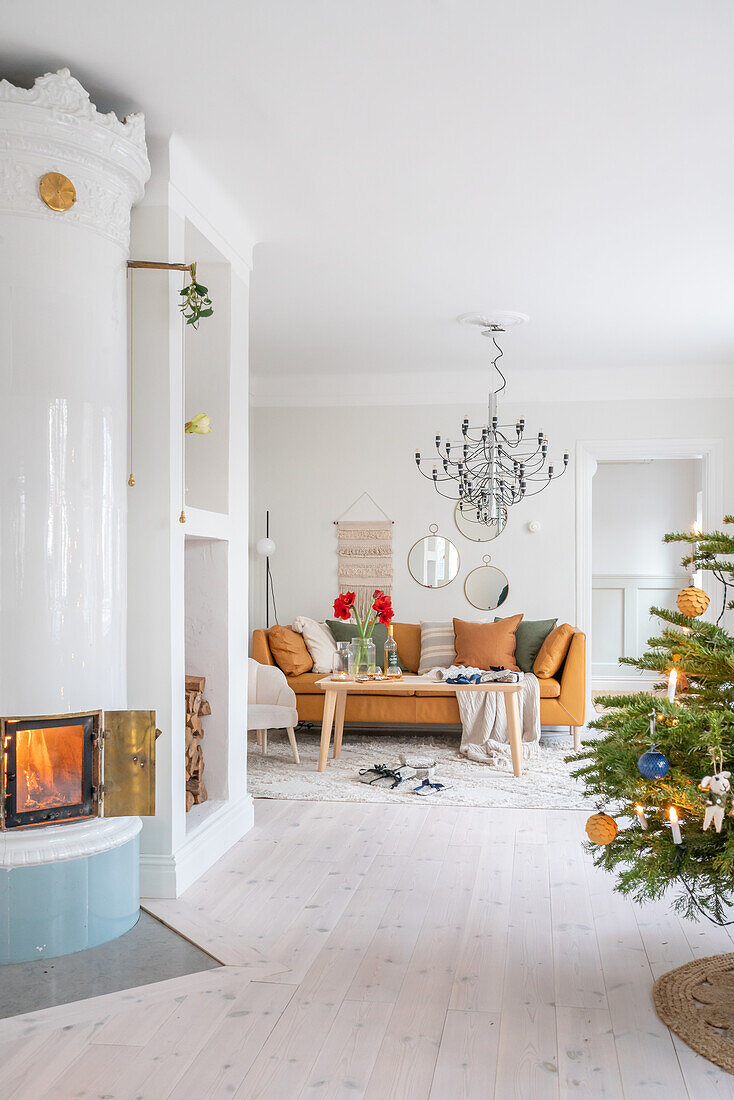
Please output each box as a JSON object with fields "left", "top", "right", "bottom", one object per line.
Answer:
{"left": 315, "top": 675, "right": 525, "bottom": 776}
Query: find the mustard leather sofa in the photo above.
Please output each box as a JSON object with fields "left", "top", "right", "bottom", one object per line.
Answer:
{"left": 252, "top": 622, "right": 586, "bottom": 742}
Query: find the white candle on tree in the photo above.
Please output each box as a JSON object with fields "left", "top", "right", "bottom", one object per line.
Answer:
{"left": 667, "top": 668, "right": 677, "bottom": 703}
{"left": 669, "top": 806, "right": 683, "bottom": 846}
{"left": 635, "top": 805, "right": 648, "bottom": 830}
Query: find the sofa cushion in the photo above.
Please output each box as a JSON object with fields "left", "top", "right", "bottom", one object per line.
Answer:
{"left": 538, "top": 677, "right": 561, "bottom": 698}
{"left": 268, "top": 625, "right": 313, "bottom": 676}
{"left": 453, "top": 615, "right": 523, "bottom": 672}
{"left": 534, "top": 623, "right": 575, "bottom": 678}
{"left": 495, "top": 616, "right": 557, "bottom": 672}
{"left": 292, "top": 616, "right": 336, "bottom": 673}
{"left": 418, "top": 621, "right": 456, "bottom": 673}
{"left": 287, "top": 672, "right": 327, "bottom": 693}
{"left": 326, "top": 619, "right": 408, "bottom": 671}
{"left": 393, "top": 622, "right": 420, "bottom": 673}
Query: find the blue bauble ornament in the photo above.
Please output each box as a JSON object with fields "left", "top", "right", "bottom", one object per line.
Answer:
{"left": 638, "top": 748, "right": 670, "bottom": 779}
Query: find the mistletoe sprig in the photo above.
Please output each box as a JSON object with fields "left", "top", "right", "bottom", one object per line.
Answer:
{"left": 179, "top": 262, "right": 213, "bottom": 328}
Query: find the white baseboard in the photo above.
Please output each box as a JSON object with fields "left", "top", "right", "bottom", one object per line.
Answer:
{"left": 140, "top": 794, "right": 255, "bottom": 900}
{"left": 592, "top": 677, "right": 657, "bottom": 693}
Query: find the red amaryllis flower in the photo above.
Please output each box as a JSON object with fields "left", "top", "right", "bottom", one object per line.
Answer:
{"left": 372, "top": 593, "right": 394, "bottom": 624}
{"left": 333, "top": 592, "right": 356, "bottom": 620}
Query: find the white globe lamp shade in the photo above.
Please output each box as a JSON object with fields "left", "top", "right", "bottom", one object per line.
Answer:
{"left": 256, "top": 537, "right": 276, "bottom": 558}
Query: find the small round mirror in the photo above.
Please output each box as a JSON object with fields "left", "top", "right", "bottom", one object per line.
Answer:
{"left": 408, "top": 525, "right": 460, "bottom": 588}
{"left": 454, "top": 500, "right": 507, "bottom": 542}
{"left": 464, "top": 555, "right": 510, "bottom": 610}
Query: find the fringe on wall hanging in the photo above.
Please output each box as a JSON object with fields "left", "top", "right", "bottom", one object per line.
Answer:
{"left": 334, "top": 493, "right": 394, "bottom": 619}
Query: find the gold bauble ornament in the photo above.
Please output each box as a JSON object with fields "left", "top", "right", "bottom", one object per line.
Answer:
{"left": 676, "top": 586, "right": 710, "bottom": 617}
{"left": 585, "top": 812, "right": 618, "bottom": 846}
{"left": 38, "top": 172, "right": 76, "bottom": 211}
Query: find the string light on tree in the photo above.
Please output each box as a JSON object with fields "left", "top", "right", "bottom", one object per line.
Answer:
{"left": 667, "top": 806, "right": 683, "bottom": 847}
{"left": 667, "top": 668, "right": 677, "bottom": 703}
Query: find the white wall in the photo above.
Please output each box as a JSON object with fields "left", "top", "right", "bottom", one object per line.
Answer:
{"left": 129, "top": 136, "right": 253, "bottom": 897}
{"left": 249, "top": 397, "right": 734, "bottom": 636}
{"left": 592, "top": 459, "right": 701, "bottom": 576}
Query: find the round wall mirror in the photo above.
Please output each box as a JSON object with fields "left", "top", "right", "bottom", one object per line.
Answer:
{"left": 464, "top": 555, "right": 510, "bottom": 610}
{"left": 408, "top": 524, "right": 460, "bottom": 588}
{"left": 454, "top": 500, "right": 507, "bottom": 542}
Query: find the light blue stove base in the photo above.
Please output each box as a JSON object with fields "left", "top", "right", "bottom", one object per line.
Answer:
{"left": 0, "top": 829, "right": 140, "bottom": 965}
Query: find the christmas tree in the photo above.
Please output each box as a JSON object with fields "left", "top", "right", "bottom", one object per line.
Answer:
{"left": 570, "top": 516, "right": 734, "bottom": 923}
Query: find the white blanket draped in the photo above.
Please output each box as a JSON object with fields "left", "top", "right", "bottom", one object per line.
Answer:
{"left": 457, "top": 673, "right": 541, "bottom": 764}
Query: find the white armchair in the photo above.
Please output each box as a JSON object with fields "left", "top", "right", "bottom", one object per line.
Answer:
{"left": 247, "top": 658, "right": 300, "bottom": 763}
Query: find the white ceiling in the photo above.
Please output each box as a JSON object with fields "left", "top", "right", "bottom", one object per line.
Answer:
{"left": 3, "top": 1, "right": 734, "bottom": 381}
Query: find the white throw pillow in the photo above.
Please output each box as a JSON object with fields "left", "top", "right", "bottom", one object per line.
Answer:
{"left": 418, "top": 621, "right": 456, "bottom": 674}
{"left": 292, "top": 616, "right": 337, "bottom": 673}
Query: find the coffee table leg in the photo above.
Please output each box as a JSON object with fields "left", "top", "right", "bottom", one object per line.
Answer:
{"left": 333, "top": 691, "right": 347, "bottom": 758}
{"left": 318, "top": 689, "right": 337, "bottom": 772}
{"left": 505, "top": 692, "right": 523, "bottom": 778}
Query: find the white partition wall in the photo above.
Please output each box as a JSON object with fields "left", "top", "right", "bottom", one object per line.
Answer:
{"left": 128, "top": 139, "right": 253, "bottom": 897}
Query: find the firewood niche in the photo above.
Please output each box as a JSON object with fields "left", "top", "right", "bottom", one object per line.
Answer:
{"left": 185, "top": 675, "right": 210, "bottom": 811}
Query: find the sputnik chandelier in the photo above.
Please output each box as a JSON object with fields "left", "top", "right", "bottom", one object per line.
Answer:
{"left": 415, "top": 312, "right": 569, "bottom": 526}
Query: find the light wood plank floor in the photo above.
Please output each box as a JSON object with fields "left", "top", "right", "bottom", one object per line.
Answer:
{"left": 2, "top": 799, "right": 734, "bottom": 1099}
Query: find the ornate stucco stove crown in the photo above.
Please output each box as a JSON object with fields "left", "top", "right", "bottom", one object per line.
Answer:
{"left": 0, "top": 68, "right": 151, "bottom": 248}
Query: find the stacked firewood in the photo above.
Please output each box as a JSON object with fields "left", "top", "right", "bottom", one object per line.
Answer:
{"left": 185, "top": 674, "right": 211, "bottom": 811}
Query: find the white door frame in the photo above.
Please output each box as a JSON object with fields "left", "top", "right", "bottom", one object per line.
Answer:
{"left": 575, "top": 437, "right": 724, "bottom": 695}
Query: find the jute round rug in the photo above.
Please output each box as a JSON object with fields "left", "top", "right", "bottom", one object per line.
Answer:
{"left": 653, "top": 953, "right": 734, "bottom": 1075}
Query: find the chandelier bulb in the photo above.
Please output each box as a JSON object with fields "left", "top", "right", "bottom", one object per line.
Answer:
{"left": 432, "top": 467, "right": 438, "bottom": 480}
{"left": 415, "top": 451, "right": 421, "bottom": 465}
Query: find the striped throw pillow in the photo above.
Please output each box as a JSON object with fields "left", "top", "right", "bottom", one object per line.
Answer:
{"left": 419, "top": 621, "right": 456, "bottom": 674}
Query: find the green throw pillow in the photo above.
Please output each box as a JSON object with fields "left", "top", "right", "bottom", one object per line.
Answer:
{"left": 326, "top": 619, "right": 408, "bottom": 672}
{"left": 494, "top": 616, "right": 558, "bottom": 673}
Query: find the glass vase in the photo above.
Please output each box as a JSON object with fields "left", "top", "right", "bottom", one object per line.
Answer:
{"left": 331, "top": 641, "right": 352, "bottom": 680}
{"left": 349, "top": 637, "right": 376, "bottom": 678}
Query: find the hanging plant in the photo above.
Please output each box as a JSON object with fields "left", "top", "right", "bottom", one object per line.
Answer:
{"left": 178, "top": 262, "right": 213, "bottom": 328}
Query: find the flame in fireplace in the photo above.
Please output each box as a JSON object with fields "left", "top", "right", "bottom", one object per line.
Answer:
{"left": 16, "top": 725, "right": 84, "bottom": 812}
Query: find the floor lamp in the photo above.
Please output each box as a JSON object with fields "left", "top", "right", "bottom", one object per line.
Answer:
{"left": 256, "top": 511, "right": 277, "bottom": 628}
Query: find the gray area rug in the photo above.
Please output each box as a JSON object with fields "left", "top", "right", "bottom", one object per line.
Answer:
{"left": 248, "top": 730, "right": 591, "bottom": 809}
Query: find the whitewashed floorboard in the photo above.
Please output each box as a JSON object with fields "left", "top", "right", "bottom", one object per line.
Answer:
{"left": 556, "top": 1006, "right": 624, "bottom": 1098}
{"left": 2, "top": 802, "right": 732, "bottom": 1099}
{"left": 495, "top": 832, "right": 560, "bottom": 1099}
{"left": 429, "top": 1009, "right": 501, "bottom": 1099}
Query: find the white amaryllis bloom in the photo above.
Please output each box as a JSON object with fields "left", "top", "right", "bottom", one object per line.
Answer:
{"left": 185, "top": 413, "right": 212, "bottom": 434}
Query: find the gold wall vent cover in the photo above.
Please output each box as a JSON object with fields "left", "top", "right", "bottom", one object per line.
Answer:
{"left": 39, "top": 172, "right": 76, "bottom": 211}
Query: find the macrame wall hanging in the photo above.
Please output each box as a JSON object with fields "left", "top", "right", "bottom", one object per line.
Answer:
{"left": 334, "top": 493, "right": 394, "bottom": 619}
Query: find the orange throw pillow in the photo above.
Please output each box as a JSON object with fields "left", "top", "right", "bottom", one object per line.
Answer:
{"left": 453, "top": 615, "right": 523, "bottom": 672}
{"left": 268, "top": 625, "right": 313, "bottom": 676}
{"left": 533, "top": 623, "right": 575, "bottom": 678}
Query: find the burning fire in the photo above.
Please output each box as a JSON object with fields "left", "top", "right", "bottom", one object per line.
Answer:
{"left": 16, "top": 725, "right": 84, "bottom": 812}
